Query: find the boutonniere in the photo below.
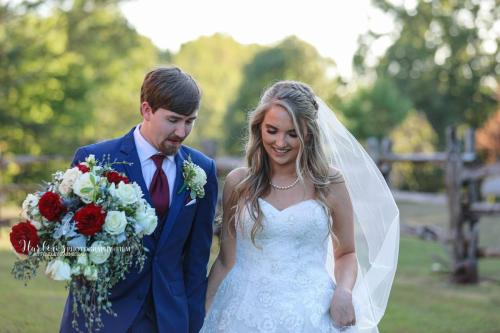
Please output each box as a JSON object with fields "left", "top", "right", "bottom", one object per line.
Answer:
{"left": 177, "top": 156, "right": 207, "bottom": 199}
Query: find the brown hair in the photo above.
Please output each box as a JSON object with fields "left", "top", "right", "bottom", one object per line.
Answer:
{"left": 140, "top": 67, "right": 201, "bottom": 115}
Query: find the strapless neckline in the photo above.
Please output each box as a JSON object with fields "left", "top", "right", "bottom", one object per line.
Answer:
{"left": 258, "top": 197, "right": 320, "bottom": 214}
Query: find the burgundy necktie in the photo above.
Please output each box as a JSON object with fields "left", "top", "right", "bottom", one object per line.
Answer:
{"left": 149, "top": 154, "right": 170, "bottom": 221}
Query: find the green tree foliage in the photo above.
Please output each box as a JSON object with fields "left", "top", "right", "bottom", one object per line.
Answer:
{"left": 355, "top": 0, "right": 498, "bottom": 144}
{"left": 0, "top": 0, "right": 159, "bottom": 188}
{"left": 339, "top": 77, "right": 413, "bottom": 140}
{"left": 224, "top": 36, "right": 336, "bottom": 154}
{"left": 389, "top": 110, "right": 442, "bottom": 191}
{"left": 0, "top": 0, "right": 158, "bottom": 156}
{"left": 172, "top": 34, "right": 259, "bottom": 151}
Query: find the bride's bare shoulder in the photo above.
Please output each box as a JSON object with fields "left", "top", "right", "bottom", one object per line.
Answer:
{"left": 325, "top": 166, "right": 352, "bottom": 211}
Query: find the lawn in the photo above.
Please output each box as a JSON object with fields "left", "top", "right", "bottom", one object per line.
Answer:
{"left": 1, "top": 202, "right": 499, "bottom": 333}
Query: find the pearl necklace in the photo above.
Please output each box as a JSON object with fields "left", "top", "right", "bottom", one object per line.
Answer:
{"left": 270, "top": 177, "right": 300, "bottom": 190}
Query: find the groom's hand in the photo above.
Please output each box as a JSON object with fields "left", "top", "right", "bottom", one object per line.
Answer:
{"left": 330, "top": 287, "right": 356, "bottom": 330}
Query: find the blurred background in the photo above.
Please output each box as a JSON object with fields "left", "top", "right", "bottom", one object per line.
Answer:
{"left": 0, "top": 0, "right": 499, "bottom": 332}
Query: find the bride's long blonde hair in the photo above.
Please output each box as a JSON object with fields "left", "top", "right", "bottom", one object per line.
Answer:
{"left": 230, "top": 81, "right": 342, "bottom": 245}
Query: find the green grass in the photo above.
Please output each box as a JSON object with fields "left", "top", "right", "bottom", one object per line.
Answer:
{"left": 380, "top": 236, "right": 500, "bottom": 333}
{"left": 1, "top": 202, "right": 500, "bottom": 333}
{"left": 0, "top": 248, "right": 67, "bottom": 333}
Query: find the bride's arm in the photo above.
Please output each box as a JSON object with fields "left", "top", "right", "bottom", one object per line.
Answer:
{"left": 205, "top": 167, "right": 245, "bottom": 311}
{"left": 327, "top": 170, "right": 358, "bottom": 327}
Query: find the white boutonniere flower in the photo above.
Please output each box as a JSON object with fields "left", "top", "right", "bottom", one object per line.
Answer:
{"left": 177, "top": 156, "right": 207, "bottom": 199}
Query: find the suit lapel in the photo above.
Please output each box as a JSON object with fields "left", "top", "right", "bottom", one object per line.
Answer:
{"left": 118, "top": 127, "right": 155, "bottom": 250}
{"left": 158, "top": 147, "right": 189, "bottom": 248}
{"left": 119, "top": 129, "right": 152, "bottom": 206}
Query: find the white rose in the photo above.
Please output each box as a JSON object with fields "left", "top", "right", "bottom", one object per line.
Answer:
{"left": 21, "top": 194, "right": 39, "bottom": 220}
{"left": 134, "top": 200, "right": 158, "bottom": 236}
{"left": 59, "top": 167, "right": 81, "bottom": 196}
{"left": 83, "top": 265, "right": 98, "bottom": 281}
{"left": 88, "top": 241, "right": 111, "bottom": 264}
{"left": 110, "top": 182, "right": 140, "bottom": 205}
{"left": 72, "top": 172, "right": 98, "bottom": 203}
{"left": 104, "top": 211, "right": 128, "bottom": 235}
{"left": 45, "top": 258, "right": 71, "bottom": 281}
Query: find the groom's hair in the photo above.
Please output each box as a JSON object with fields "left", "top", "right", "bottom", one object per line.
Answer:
{"left": 140, "top": 67, "right": 201, "bottom": 115}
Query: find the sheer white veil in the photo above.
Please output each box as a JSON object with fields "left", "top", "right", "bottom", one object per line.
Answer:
{"left": 317, "top": 97, "right": 400, "bottom": 333}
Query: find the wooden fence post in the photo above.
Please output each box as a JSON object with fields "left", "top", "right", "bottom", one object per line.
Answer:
{"left": 446, "top": 127, "right": 478, "bottom": 283}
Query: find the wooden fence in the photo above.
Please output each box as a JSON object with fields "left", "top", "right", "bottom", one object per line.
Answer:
{"left": 2, "top": 131, "right": 499, "bottom": 283}
{"left": 372, "top": 127, "right": 500, "bottom": 283}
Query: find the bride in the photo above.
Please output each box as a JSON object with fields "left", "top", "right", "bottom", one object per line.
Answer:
{"left": 200, "top": 81, "right": 399, "bottom": 333}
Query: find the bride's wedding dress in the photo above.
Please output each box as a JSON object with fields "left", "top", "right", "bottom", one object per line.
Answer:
{"left": 201, "top": 198, "right": 358, "bottom": 333}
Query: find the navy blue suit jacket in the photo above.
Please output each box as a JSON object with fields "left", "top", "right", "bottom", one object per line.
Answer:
{"left": 60, "top": 127, "right": 218, "bottom": 333}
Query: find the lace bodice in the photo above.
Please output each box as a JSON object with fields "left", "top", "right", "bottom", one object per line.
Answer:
{"left": 235, "top": 199, "right": 331, "bottom": 281}
{"left": 201, "top": 199, "right": 359, "bottom": 333}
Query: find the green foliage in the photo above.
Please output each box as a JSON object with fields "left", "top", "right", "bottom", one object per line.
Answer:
{"left": 224, "top": 36, "right": 337, "bottom": 154}
{"left": 339, "top": 77, "right": 412, "bottom": 140}
{"left": 355, "top": 0, "right": 498, "bottom": 145}
{"left": 0, "top": 0, "right": 159, "bottom": 187}
{"left": 172, "top": 34, "right": 258, "bottom": 152}
{"left": 389, "top": 110, "right": 442, "bottom": 191}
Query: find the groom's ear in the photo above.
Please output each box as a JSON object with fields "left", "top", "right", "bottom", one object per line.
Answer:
{"left": 141, "top": 101, "right": 154, "bottom": 120}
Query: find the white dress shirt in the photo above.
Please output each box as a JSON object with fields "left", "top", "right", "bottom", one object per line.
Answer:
{"left": 133, "top": 125, "right": 176, "bottom": 206}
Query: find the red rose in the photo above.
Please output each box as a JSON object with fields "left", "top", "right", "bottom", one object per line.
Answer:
{"left": 76, "top": 163, "right": 90, "bottom": 173}
{"left": 105, "top": 171, "right": 129, "bottom": 185}
{"left": 38, "top": 191, "right": 66, "bottom": 221}
{"left": 10, "top": 221, "right": 40, "bottom": 255}
{"left": 74, "top": 204, "right": 106, "bottom": 236}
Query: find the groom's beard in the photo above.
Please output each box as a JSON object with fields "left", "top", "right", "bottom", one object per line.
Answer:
{"left": 160, "top": 136, "right": 184, "bottom": 155}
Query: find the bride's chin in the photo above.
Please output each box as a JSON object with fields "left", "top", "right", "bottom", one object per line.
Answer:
{"left": 268, "top": 155, "right": 294, "bottom": 166}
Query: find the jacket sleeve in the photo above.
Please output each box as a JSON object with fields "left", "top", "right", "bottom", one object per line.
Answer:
{"left": 183, "top": 159, "right": 218, "bottom": 333}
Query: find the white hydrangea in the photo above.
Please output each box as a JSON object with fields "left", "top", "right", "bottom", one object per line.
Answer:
{"left": 30, "top": 220, "right": 42, "bottom": 230}
{"left": 192, "top": 166, "right": 207, "bottom": 186}
{"left": 21, "top": 193, "right": 39, "bottom": 220}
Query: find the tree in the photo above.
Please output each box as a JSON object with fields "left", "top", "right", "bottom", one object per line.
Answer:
{"left": 0, "top": 0, "right": 159, "bottom": 188}
{"left": 355, "top": 0, "right": 498, "bottom": 144}
{"left": 338, "top": 77, "right": 412, "bottom": 140}
{"left": 389, "top": 110, "right": 442, "bottom": 191}
{"left": 224, "top": 36, "right": 336, "bottom": 154}
{"left": 172, "top": 34, "right": 259, "bottom": 152}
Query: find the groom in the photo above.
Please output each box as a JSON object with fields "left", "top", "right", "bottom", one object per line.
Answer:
{"left": 60, "top": 67, "right": 218, "bottom": 333}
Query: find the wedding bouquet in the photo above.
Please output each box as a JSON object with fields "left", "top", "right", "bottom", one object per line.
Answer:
{"left": 9, "top": 155, "right": 158, "bottom": 332}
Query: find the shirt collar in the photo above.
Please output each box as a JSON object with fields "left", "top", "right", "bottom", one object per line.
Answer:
{"left": 133, "top": 124, "right": 176, "bottom": 164}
